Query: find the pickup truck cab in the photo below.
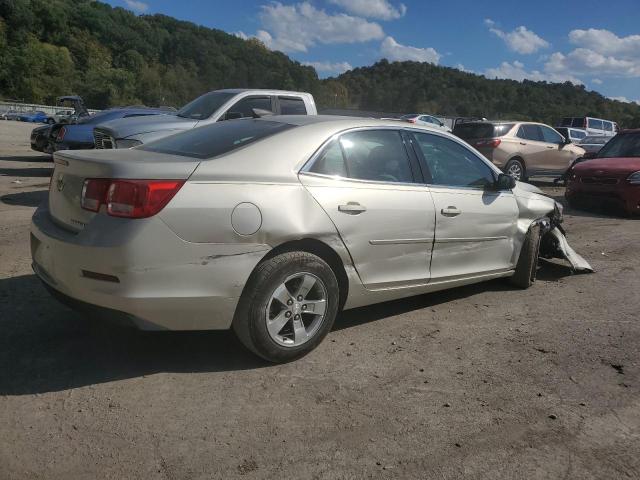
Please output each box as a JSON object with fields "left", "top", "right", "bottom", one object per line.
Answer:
{"left": 93, "top": 89, "right": 317, "bottom": 149}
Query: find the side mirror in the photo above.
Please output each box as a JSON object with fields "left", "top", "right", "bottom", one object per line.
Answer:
{"left": 496, "top": 173, "right": 517, "bottom": 190}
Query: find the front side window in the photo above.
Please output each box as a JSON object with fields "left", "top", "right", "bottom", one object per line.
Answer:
{"left": 177, "top": 91, "right": 236, "bottom": 120}
{"left": 279, "top": 97, "right": 307, "bottom": 115}
{"left": 604, "top": 122, "right": 613, "bottom": 132}
{"left": 412, "top": 132, "right": 496, "bottom": 189}
{"left": 309, "top": 130, "right": 415, "bottom": 183}
{"left": 541, "top": 126, "right": 563, "bottom": 144}
{"left": 572, "top": 130, "right": 586, "bottom": 139}
{"left": 223, "top": 96, "right": 272, "bottom": 120}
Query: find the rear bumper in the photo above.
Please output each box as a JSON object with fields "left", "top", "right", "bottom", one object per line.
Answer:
{"left": 30, "top": 203, "right": 270, "bottom": 330}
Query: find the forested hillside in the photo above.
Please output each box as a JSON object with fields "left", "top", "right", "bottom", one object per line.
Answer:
{"left": 0, "top": 0, "right": 319, "bottom": 108}
{"left": 2, "top": 0, "right": 639, "bottom": 127}
{"left": 330, "top": 60, "right": 640, "bottom": 127}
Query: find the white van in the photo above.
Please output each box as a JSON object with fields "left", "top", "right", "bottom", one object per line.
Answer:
{"left": 559, "top": 117, "right": 618, "bottom": 137}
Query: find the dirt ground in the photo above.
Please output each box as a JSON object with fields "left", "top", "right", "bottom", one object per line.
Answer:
{"left": 0, "top": 120, "right": 638, "bottom": 480}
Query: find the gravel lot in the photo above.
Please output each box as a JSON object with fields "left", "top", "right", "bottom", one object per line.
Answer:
{"left": 0, "top": 121, "right": 638, "bottom": 479}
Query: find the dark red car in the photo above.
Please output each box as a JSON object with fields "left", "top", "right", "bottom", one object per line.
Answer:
{"left": 566, "top": 129, "right": 640, "bottom": 215}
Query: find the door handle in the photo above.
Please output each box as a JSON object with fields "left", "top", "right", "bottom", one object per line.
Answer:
{"left": 338, "top": 202, "right": 366, "bottom": 214}
{"left": 519, "top": 142, "right": 527, "bottom": 145}
{"left": 441, "top": 206, "right": 462, "bottom": 217}
{"left": 546, "top": 146, "right": 555, "bottom": 149}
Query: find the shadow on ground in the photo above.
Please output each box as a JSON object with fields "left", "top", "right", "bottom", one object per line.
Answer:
{"left": 0, "top": 263, "right": 575, "bottom": 395}
{"left": 0, "top": 167, "right": 52, "bottom": 178}
{"left": 1, "top": 190, "right": 47, "bottom": 207}
{"left": 0, "top": 154, "right": 51, "bottom": 163}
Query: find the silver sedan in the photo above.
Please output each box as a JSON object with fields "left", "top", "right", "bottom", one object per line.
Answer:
{"left": 31, "top": 116, "right": 591, "bottom": 362}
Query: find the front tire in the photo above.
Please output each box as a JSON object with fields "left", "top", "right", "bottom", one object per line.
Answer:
{"left": 233, "top": 251, "right": 340, "bottom": 363}
{"left": 510, "top": 224, "right": 541, "bottom": 289}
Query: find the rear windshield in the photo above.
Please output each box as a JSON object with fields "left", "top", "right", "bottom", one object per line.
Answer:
{"left": 597, "top": 133, "right": 640, "bottom": 158}
{"left": 453, "top": 123, "right": 514, "bottom": 140}
{"left": 140, "top": 119, "right": 296, "bottom": 159}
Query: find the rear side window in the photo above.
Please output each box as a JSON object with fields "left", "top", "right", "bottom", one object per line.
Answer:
{"left": 309, "top": 130, "right": 415, "bottom": 183}
{"left": 279, "top": 97, "right": 307, "bottom": 115}
{"left": 571, "top": 118, "right": 586, "bottom": 128}
{"left": 588, "top": 118, "right": 604, "bottom": 130}
{"left": 453, "top": 123, "right": 514, "bottom": 140}
{"left": 517, "top": 124, "right": 543, "bottom": 142}
{"left": 560, "top": 118, "right": 573, "bottom": 127}
{"left": 140, "top": 119, "right": 295, "bottom": 159}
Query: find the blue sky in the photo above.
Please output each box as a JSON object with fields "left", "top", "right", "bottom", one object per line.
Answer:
{"left": 109, "top": 0, "right": 640, "bottom": 103}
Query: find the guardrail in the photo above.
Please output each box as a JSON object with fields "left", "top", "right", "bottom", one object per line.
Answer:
{"left": 0, "top": 101, "right": 100, "bottom": 115}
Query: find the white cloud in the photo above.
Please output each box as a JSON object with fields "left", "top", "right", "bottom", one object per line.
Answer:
{"left": 569, "top": 29, "right": 640, "bottom": 59}
{"left": 486, "top": 19, "right": 550, "bottom": 54}
{"left": 543, "top": 29, "right": 640, "bottom": 81}
{"left": 380, "top": 36, "right": 441, "bottom": 64}
{"left": 249, "top": 2, "right": 384, "bottom": 53}
{"left": 607, "top": 96, "right": 640, "bottom": 105}
{"left": 484, "top": 60, "right": 582, "bottom": 84}
{"left": 591, "top": 78, "right": 603, "bottom": 85}
{"left": 328, "top": 0, "right": 406, "bottom": 20}
{"left": 455, "top": 63, "right": 474, "bottom": 73}
{"left": 124, "top": 0, "right": 148, "bottom": 13}
{"left": 545, "top": 49, "right": 640, "bottom": 78}
{"left": 303, "top": 60, "right": 353, "bottom": 75}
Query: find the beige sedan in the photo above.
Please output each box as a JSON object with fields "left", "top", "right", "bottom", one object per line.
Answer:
{"left": 453, "top": 121, "right": 585, "bottom": 181}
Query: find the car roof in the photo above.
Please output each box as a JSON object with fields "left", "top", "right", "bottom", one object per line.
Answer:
{"left": 213, "top": 88, "right": 312, "bottom": 96}
{"left": 255, "top": 114, "right": 445, "bottom": 130}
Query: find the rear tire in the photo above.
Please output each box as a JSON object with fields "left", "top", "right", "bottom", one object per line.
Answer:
{"left": 233, "top": 251, "right": 340, "bottom": 363}
{"left": 505, "top": 158, "right": 526, "bottom": 182}
{"left": 510, "top": 224, "right": 541, "bottom": 289}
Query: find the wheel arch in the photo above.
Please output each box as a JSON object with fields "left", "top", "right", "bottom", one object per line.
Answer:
{"left": 249, "top": 238, "right": 350, "bottom": 311}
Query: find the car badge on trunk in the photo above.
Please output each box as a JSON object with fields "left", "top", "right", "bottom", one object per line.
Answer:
{"left": 56, "top": 173, "right": 65, "bottom": 192}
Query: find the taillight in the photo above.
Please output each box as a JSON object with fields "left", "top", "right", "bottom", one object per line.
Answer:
{"left": 81, "top": 179, "right": 184, "bottom": 218}
{"left": 475, "top": 138, "right": 502, "bottom": 148}
{"left": 56, "top": 127, "right": 66, "bottom": 141}
{"left": 408, "top": 118, "right": 417, "bottom": 123}
{"left": 81, "top": 178, "right": 110, "bottom": 212}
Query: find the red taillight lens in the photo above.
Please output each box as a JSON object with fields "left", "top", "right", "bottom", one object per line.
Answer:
{"left": 56, "top": 127, "right": 66, "bottom": 141}
{"left": 81, "top": 179, "right": 110, "bottom": 212}
{"left": 81, "top": 179, "right": 184, "bottom": 218}
{"left": 408, "top": 118, "right": 416, "bottom": 123}
{"left": 475, "top": 138, "right": 501, "bottom": 148}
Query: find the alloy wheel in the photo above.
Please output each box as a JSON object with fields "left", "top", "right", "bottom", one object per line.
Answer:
{"left": 507, "top": 162, "right": 523, "bottom": 181}
{"left": 265, "top": 272, "right": 328, "bottom": 347}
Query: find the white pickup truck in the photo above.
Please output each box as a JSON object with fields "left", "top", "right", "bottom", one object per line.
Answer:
{"left": 93, "top": 89, "right": 317, "bottom": 149}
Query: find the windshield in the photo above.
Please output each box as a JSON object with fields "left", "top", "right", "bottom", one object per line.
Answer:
{"left": 597, "top": 133, "right": 640, "bottom": 158}
{"left": 177, "top": 91, "right": 236, "bottom": 120}
{"left": 141, "top": 119, "right": 296, "bottom": 159}
{"left": 453, "top": 123, "right": 514, "bottom": 140}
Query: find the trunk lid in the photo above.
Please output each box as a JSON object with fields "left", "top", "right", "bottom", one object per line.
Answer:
{"left": 49, "top": 149, "right": 199, "bottom": 232}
